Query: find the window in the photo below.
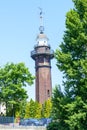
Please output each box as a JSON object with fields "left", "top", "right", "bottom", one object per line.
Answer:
{"left": 47, "top": 90, "right": 50, "bottom": 97}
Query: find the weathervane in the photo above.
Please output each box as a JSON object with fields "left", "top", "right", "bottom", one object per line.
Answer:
{"left": 38, "top": 7, "right": 44, "bottom": 33}
{"left": 39, "top": 7, "right": 42, "bottom": 16}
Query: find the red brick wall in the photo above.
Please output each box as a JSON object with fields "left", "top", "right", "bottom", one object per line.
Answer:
{"left": 35, "top": 66, "right": 52, "bottom": 104}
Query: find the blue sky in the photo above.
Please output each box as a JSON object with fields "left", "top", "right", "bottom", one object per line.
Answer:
{"left": 0, "top": 0, "right": 74, "bottom": 100}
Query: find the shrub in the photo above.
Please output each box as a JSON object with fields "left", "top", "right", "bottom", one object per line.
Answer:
{"left": 47, "top": 121, "right": 59, "bottom": 130}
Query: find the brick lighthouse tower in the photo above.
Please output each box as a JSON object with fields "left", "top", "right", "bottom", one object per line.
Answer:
{"left": 31, "top": 10, "right": 54, "bottom": 104}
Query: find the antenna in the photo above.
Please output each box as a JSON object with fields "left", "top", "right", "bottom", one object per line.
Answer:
{"left": 38, "top": 7, "right": 44, "bottom": 33}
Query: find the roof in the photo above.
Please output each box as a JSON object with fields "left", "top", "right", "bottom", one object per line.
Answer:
{"left": 36, "top": 33, "right": 49, "bottom": 41}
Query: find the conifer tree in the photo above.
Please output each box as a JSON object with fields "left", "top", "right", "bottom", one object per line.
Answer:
{"left": 42, "top": 99, "right": 52, "bottom": 118}
{"left": 24, "top": 100, "right": 42, "bottom": 118}
{"left": 48, "top": 0, "right": 87, "bottom": 129}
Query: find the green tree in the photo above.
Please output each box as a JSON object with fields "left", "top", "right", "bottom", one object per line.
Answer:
{"left": 15, "top": 100, "right": 27, "bottom": 119}
{"left": 27, "top": 99, "right": 36, "bottom": 118}
{"left": 25, "top": 99, "right": 42, "bottom": 118}
{"left": 0, "top": 62, "right": 34, "bottom": 116}
{"left": 50, "top": 86, "right": 70, "bottom": 130}
{"left": 24, "top": 101, "right": 30, "bottom": 118}
{"left": 42, "top": 99, "right": 52, "bottom": 118}
{"left": 34, "top": 101, "right": 42, "bottom": 118}
{"left": 48, "top": 0, "right": 87, "bottom": 129}
{"left": 24, "top": 99, "right": 36, "bottom": 118}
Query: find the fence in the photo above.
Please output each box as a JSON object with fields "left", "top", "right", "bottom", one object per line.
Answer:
{"left": 0, "top": 116, "right": 46, "bottom": 130}
{"left": 0, "top": 116, "right": 14, "bottom": 124}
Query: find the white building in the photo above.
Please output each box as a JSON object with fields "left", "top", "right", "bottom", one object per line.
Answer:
{"left": 0, "top": 103, "right": 6, "bottom": 115}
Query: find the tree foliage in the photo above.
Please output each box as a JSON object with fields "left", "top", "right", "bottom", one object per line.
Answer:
{"left": 25, "top": 99, "right": 36, "bottom": 118}
{"left": 0, "top": 62, "right": 34, "bottom": 116}
{"left": 24, "top": 99, "right": 42, "bottom": 118}
{"left": 15, "top": 100, "right": 27, "bottom": 119}
{"left": 24, "top": 99, "right": 52, "bottom": 119}
{"left": 51, "top": 86, "right": 69, "bottom": 130}
{"left": 42, "top": 99, "right": 52, "bottom": 118}
{"left": 48, "top": 0, "right": 87, "bottom": 129}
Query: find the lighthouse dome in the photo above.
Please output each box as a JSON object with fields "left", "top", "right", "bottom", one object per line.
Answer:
{"left": 36, "top": 33, "right": 49, "bottom": 46}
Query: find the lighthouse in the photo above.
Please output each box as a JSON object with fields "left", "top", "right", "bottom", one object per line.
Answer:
{"left": 31, "top": 10, "right": 54, "bottom": 104}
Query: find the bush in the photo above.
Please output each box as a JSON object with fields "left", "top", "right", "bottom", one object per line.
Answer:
{"left": 47, "top": 121, "right": 59, "bottom": 130}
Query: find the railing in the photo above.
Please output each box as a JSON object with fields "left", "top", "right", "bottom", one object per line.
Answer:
{"left": 31, "top": 49, "right": 54, "bottom": 58}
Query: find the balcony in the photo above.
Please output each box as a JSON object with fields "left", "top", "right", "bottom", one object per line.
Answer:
{"left": 31, "top": 49, "right": 54, "bottom": 59}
